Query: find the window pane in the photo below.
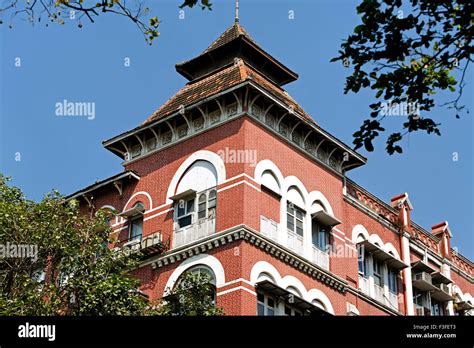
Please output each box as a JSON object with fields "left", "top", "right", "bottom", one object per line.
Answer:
{"left": 178, "top": 215, "right": 192, "bottom": 228}
{"left": 295, "top": 209, "right": 303, "bottom": 220}
{"left": 198, "top": 194, "right": 206, "bottom": 203}
{"left": 186, "top": 199, "right": 195, "bottom": 213}
{"left": 257, "top": 303, "right": 265, "bottom": 316}
{"left": 287, "top": 216, "right": 294, "bottom": 231}
{"left": 267, "top": 297, "right": 274, "bottom": 308}
{"left": 358, "top": 257, "right": 364, "bottom": 274}
{"left": 296, "top": 226, "right": 303, "bottom": 236}
{"left": 267, "top": 308, "right": 274, "bottom": 316}
{"left": 198, "top": 202, "right": 206, "bottom": 212}
{"left": 296, "top": 219, "right": 303, "bottom": 230}
{"left": 177, "top": 203, "right": 186, "bottom": 217}
{"left": 208, "top": 198, "right": 216, "bottom": 209}
{"left": 284, "top": 306, "right": 291, "bottom": 316}
{"left": 131, "top": 219, "right": 143, "bottom": 240}
{"left": 257, "top": 292, "right": 264, "bottom": 303}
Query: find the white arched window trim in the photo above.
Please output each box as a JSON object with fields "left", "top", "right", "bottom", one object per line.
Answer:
{"left": 250, "top": 261, "right": 335, "bottom": 315}
{"left": 166, "top": 151, "right": 226, "bottom": 204}
{"left": 163, "top": 254, "right": 225, "bottom": 296}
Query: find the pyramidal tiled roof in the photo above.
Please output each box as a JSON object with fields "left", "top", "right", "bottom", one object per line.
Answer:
{"left": 143, "top": 61, "right": 314, "bottom": 125}
{"left": 202, "top": 22, "right": 258, "bottom": 54}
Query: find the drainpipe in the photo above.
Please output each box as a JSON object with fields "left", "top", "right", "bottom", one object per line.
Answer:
{"left": 401, "top": 230, "right": 414, "bottom": 315}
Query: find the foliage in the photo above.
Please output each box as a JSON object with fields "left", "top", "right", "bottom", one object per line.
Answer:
{"left": 156, "top": 272, "right": 223, "bottom": 316}
{"left": 0, "top": 174, "right": 148, "bottom": 315}
{"left": 332, "top": 0, "right": 472, "bottom": 154}
{"left": 0, "top": 0, "right": 212, "bottom": 44}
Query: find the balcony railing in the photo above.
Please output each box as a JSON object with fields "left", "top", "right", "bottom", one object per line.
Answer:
{"left": 374, "top": 284, "right": 384, "bottom": 303}
{"left": 312, "top": 245, "right": 329, "bottom": 270}
{"left": 116, "top": 231, "right": 166, "bottom": 257}
{"left": 173, "top": 217, "right": 216, "bottom": 248}
{"left": 388, "top": 291, "right": 399, "bottom": 310}
{"left": 358, "top": 275, "right": 370, "bottom": 295}
{"left": 260, "top": 216, "right": 278, "bottom": 241}
{"left": 287, "top": 230, "right": 304, "bottom": 255}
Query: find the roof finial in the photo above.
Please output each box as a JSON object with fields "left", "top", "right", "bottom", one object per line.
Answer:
{"left": 235, "top": 0, "right": 239, "bottom": 23}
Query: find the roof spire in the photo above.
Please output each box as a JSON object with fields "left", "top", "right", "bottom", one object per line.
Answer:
{"left": 235, "top": 0, "right": 239, "bottom": 23}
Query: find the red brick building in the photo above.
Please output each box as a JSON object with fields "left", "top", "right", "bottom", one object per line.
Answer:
{"left": 69, "top": 19, "right": 474, "bottom": 316}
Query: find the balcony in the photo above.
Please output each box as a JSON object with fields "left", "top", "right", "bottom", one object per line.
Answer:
{"left": 173, "top": 217, "right": 216, "bottom": 249}
{"left": 260, "top": 216, "right": 278, "bottom": 241}
{"left": 358, "top": 275, "right": 370, "bottom": 296}
{"left": 287, "top": 230, "right": 304, "bottom": 255}
{"left": 312, "top": 245, "right": 329, "bottom": 270}
{"left": 118, "top": 232, "right": 166, "bottom": 257}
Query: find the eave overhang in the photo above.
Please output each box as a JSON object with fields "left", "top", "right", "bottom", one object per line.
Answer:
{"left": 67, "top": 170, "right": 140, "bottom": 201}
{"left": 176, "top": 35, "right": 298, "bottom": 86}
{"left": 358, "top": 239, "right": 408, "bottom": 271}
{"left": 255, "top": 279, "right": 333, "bottom": 316}
{"left": 102, "top": 80, "right": 366, "bottom": 176}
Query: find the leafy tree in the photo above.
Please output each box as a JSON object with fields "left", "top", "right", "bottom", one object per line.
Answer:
{"left": 0, "top": 175, "right": 223, "bottom": 316}
{"left": 0, "top": 0, "right": 212, "bottom": 44}
{"left": 0, "top": 174, "right": 149, "bottom": 315}
{"left": 332, "top": 0, "right": 472, "bottom": 154}
{"left": 157, "top": 271, "right": 223, "bottom": 316}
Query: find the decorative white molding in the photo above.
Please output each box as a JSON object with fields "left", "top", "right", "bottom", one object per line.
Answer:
{"left": 249, "top": 260, "right": 335, "bottom": 314}
{"left": 166, "top": 150, "right": 227, "bottom": 204}
{"left": 146, "top": 226, "right": 347, "bottom": 293}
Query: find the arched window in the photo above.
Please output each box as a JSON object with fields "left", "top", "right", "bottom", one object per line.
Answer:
{"left": 176, "top": 160, "right": 218, "bottom": 194}
{"left": 173, "top": 161, "right": 218, "bottom": 231}
{"left": 175, "top": 265, "right": 217, "bottom": 304}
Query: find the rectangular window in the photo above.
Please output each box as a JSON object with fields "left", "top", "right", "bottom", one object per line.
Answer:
{"left": 431, "top": 300, "right": 444, "bottom": 316}
{"left": 176, "top": 198, "right": 195, "bottom": 228}
{"left": 257, "top": 292, "right": 275, "bottom": 316}
{"left": 312, "top": 220, "right": 330, "bottom": 251}
{"left": 129, "top": 217, "right": 143, "bottom": 241}
{"left": 287, "top": 202, "right": 304, "bottom": 236}
{"left": 388, "top": 269, "right": 398, "bottom": 294}
{"left": 373, "top": 259, "right": 383, "bottom": 286}
{"left": 357, "top": 245, "right": 366, "bottom": 276}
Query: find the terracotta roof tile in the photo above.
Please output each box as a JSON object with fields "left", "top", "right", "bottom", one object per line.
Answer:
{"left": 203, "top": 23, "right": 258, "bottom": 54}
{"left": 144, "top": 63, "right": 245, "bottom": 124}
{"left": 143, "top": 61, "right": 315, "bottom": 125}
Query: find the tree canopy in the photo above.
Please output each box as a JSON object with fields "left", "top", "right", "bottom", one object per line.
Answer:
{"left": 332, "top": 0, "right": 472, "bottom": 154}
{"left": 0, "top": 175, "right": 149, "bottom": 315}
{"left": 0, "top": 0, "right": 212, "bottom": 44}
{"left": 0, "top": 175, "right": 223, "bottom": 315}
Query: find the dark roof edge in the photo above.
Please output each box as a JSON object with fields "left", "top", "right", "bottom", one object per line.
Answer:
{"left": 346, "top": 178, "right": 474, "bottom": 267}
{"left": 66, "top": 170, "right": 140, "bottom": 200}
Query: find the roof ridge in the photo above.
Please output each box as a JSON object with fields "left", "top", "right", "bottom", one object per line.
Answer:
{"left": 202, "top": 22, "right": 257, "bottom": 54}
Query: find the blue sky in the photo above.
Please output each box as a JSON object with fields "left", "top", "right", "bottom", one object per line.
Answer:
{"left": 1, "top": 0, "right": 472, "bottom": 258}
